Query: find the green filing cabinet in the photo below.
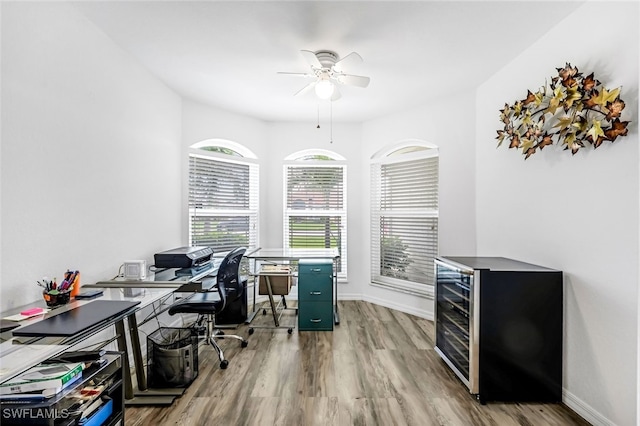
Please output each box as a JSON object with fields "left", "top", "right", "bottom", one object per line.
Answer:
{"left": 298, "top": 259, "right": 334, "bottom": 331}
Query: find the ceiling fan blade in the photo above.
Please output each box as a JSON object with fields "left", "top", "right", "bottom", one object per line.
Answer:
{"left": 300, "top": 50, "right": 322, "bottom": 69}
{"left": 277, "top": 71, "right": 315, "bottom": 78}
{"left": 333, "top": 51, "right": 363, "bottom": 72}
{"left": 294, "top": 81, "right": 316, "bottom": 97}
{"left": 336, "top": 74, "right": 370, "bottom": 88}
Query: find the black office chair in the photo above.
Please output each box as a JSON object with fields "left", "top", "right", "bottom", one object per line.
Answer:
{"left": 169, "top": 247, "right": 249, "bottom": 369}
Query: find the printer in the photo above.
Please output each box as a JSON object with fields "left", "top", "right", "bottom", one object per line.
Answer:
{"left": 154, "top": 246, "right": 213, "bottom": 269}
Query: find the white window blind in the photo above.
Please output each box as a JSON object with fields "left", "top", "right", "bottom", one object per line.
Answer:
{"left": 371, "top": 152, "right": 438, "bottom": 297}
{"left": 284, "top": 163, "right": 347, "bottom": 276}
{"left": 189, "top": 152, "right": 258, "bottom": 251}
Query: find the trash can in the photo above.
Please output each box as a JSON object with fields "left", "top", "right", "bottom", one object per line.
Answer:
{"left": 147, "top": 327, "right": 198, "bottom": 388}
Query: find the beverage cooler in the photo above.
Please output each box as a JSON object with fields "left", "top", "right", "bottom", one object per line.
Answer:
{"left": 434, "top": 256, "right": 563, "bottom": 404}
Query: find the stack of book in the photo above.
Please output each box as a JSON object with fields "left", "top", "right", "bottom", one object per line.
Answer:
{"left": 0, "top": 362, "right": 84, "bottom": 402}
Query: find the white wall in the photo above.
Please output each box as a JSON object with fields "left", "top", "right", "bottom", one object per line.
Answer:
{"left": 361, "top": 90, "right": 478, "bottom": 318}
{"left": 1, "top": 2, "right": 183, "bottom": 310}
{"left": 0, "top": 0, "right": 4, "bottom": 313}
{"left": 476, "top": 2, "right": 639, "bottom": 425}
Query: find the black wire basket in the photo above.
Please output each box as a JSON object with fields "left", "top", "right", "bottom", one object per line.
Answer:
{"left": 147, "top": 327, "right": 199, "bottom": 388}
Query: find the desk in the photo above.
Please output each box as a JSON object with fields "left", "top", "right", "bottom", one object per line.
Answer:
{"left": 1, "top": 253, "right": 231, "bottom": 405}
{"left": 97, "top": 288, "right": 179, "bottom": 406}
{"left": 88, "top": 257, "right": 222, "bottom": 290}
{"left": 245, "top": 248, "right": 341, "bottom": 325}
{"left": 0, "top": 288, "right": 170, "bottom": 395}
{"left": 84, "top": 261, "right": 223, "bottom": 405}
{"left": 1, "top": 257, "right": 223, "bottom": 409}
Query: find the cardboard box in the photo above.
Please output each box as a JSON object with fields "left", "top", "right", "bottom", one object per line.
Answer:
{"left": 259, "top": 265, "right": 291, "bottom": 295}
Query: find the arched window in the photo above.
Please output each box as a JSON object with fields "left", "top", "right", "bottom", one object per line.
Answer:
{"left": 188, "top": 140, "right": 259, "bottom": 251}
{"left": 370, "top": 140, "right": 439, "bottom": 297}
{"left": 284, "top": 149, "right": 347, "bottom": 277}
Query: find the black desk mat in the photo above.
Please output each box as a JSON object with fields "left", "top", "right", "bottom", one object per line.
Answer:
{"left": 12, "top": 300, "right": 140, "bottom": 337}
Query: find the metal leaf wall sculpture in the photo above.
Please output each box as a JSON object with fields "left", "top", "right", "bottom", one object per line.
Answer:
{"left": 496, "top": 63, "right": 630, "bottom": 159}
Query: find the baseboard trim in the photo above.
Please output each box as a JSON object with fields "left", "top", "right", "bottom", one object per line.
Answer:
{"left": 563, "top": 389, "right": 614, "bottom": 426}
{"left": 361, "top": 294, "right": 433, "bottom": 320}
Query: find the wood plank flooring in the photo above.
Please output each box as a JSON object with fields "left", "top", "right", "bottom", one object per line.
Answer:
{"left": 125, "top": 301, "right": 589, "bottom": 426}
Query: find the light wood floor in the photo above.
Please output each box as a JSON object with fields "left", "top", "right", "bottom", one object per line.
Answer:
{"left": 125, "top": 301, "right": 589, "bottom": 426}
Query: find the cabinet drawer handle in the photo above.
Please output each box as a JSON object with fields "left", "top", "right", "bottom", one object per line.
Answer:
{"left": 310, "top": 291, "right": 322, "bottom": 295}
{"left": 310, "top": 268, "right": 322, "bottom": 272}
{"left": 310, "top": 319, "right": 322, "bottom": 323}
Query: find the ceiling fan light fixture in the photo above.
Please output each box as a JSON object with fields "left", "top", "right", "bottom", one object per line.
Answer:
{"left": 280, "top": 49, "right": 369, "bottom": 101}
{"left": 315, "top": 79, "right": 334, "bottom": 100}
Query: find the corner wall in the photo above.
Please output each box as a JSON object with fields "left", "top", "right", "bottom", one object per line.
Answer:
{"left": 362, "top": 90, "right": 478, "bottom": 318}
{"left": 475, "top": 2, "right": 639, "bottom": 424}
{"left": 1, "top": 2, "right": 183, "bottom": 310}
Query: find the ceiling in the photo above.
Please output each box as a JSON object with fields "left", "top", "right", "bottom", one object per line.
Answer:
{"left": 72, "top": 1, "right": 583, "bottom": 123}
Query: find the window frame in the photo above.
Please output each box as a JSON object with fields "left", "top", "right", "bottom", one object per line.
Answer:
{"left": 283, "top": 153, "right": 348, "bottom": 279}
{"left": 188, "top": 144, "right": 259, "bottom": 252}
{"left": 370, "top": 145, "right": 439, "bottom": 298}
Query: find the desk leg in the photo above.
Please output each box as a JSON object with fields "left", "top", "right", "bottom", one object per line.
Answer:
{"left": 123, "top": 306, "right": 184, "bottom": 406}
{"left": 333, "top": 277, "right": 340, "bottom": 325}
{"left": 127, "top": 314, "right": 147, "bottom": 391}
{"left": 246, "top": 259, "right": 258, "bottom": 324}
{"left": 115, "top": 319, "right": 134, "bottom": 400}
{"left": 266, "top": 276, "right": 279, "bottom": 327}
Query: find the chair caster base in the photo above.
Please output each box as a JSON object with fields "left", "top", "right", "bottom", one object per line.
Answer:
{"left": 220, "top": 359, "right": 229, "bottom": 369}
{"left": 241, "top": 340, "right": 248, "bottom": 347}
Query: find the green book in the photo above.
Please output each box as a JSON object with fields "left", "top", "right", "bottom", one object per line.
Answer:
{"left": 0, "top": 362, "right": 84, "bottom": 395}
{"left": 0, "top": 374, "right": 82, "bottom": 400}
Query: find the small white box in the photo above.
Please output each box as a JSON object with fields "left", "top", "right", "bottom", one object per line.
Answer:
{"left": 124, "top": 287, "right": 144, "bottom": 297}
{"left": 124, "top": 260, "right": 147, "bottom": 280}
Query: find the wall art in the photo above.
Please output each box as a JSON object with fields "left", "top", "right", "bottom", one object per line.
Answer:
{"left": 496, "top": 63, "right": 630, "bottom": 159}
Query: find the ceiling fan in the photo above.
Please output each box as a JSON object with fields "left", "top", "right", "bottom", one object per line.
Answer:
{"left": 279, "top": 50, "right": 371, "bottom": 101}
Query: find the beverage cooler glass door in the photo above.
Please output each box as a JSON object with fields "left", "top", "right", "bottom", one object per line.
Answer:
{"left": 434, "top": 259, "right": 478, "bottom": 393}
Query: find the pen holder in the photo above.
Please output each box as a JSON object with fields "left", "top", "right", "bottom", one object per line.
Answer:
{"left": 70, "top": 272, "right": 81, "bottom": 298}
{"left": 43, "top": 289, "right": 71, "bottom": 307}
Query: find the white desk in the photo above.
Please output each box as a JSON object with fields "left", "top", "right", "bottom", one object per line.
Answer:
{"left": 89, "top": 257, "right": 222, "bottom": 289}
{"left": 0, "top": 287, "right": 176, "bottom": 406}
{"left": 0, "top": 289, "right": 170, "bottom": 381}
{"left": 84, "top": 264, "right": 222, "bottom": 406}
{"left": 96, "top": 288, "right": 178, "bottom": 405}
{"left": 245, "top": 247, "right": 341, "bottom": 325}
{"left": 1, "top": 254, "right": 226, "bottom": 408}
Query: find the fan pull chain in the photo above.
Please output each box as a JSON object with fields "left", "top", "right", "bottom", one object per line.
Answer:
{"left": 316, "top": 104, "right": 320, "bottom": 129}
{"left": 330, "top": 101, "right": 333, "bottom": 144}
